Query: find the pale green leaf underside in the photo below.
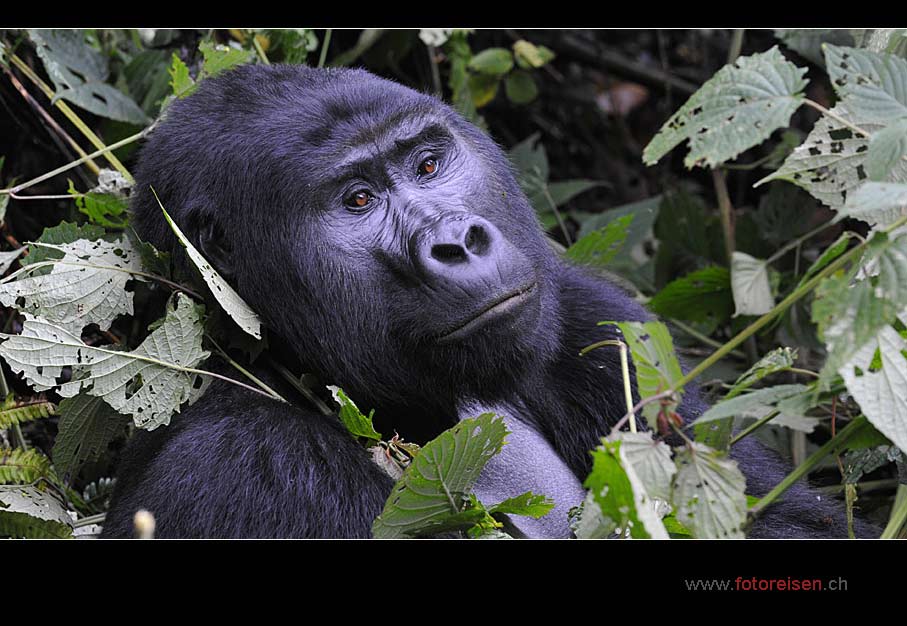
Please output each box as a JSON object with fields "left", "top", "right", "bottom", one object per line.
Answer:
{"left": 0, "top": 248, "right": 24, "bottom": 275}
{"left": 613, "top": 431, "right": 676, "bottom": 503}
{"left": 643, "top": 46, "right": 808, "bottom": 168}
{"left": 612, "top": 321, "right": 684, "bottom": 425}
{"left": 694, "top": 384, "right": 808, "bottom": 424}
{"left": 840, "top": 182, "right": 907, "bottom": 227}
{"left": 727, "top": 346, "right": 797, "bottom": 398}
{"left": 730, "top": 251, "right": 775, "bottom": 316}
{"left": 0, "top": 485, "right": 73, "bottom": 539}
{"left": 673, "top": 442, "right": 747, "bottom": 539}
{"left": 824, "top": 45, "right": 907, "bottom": 124}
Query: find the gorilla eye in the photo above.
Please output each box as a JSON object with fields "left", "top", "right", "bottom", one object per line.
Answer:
{"left": 344, "top": 190, "right": 374, "bottom": 210}
{"left": 418, "top": 157, "right": 439, "bottom": 177}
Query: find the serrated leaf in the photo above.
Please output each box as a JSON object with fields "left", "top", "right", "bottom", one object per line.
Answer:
{"left": 0, "top": 237, "right": 142, "bottom": 335}
{"left": 68, "top": 181, "right": 128, "bottom": 229}
{"left": 839, "top": 325, "right": 907, "bottom": 453}
{"left": 611, "top": 431, "right": 676, "bottom": 502}
{"left": 648, "top": 266, "right": 732, "bottom": 328}
{"left": 611, "top": 321, "right": 684, "bottom": 426}
{"left": 581, "top": 438, "right": 668, "bottom": 539}
{"left": 327, "top": 386, "right": 381, "bottom": 443}
{"left": 866, "top": 118, "right": 907, "bottom": 180}
{"left": 21, "top": 222, "right": 107, "bottom": 271}
{"left": 643, "top": 47, "right": 808, "bottom": 168}
{"left": 0, "top": 394, "right": 56, "bottom": 429}
{"left": 840, "top": 182, "right": 907, "bottom": 227}
{"left": 565, "top": 214, "right": 632, "bottom": 267}
{"left": 0, "top": 447, "right": 52, "bottom": 483}
{"left": 0, "top": 294, "right": 210, "bottom": 430}
{"left": 505, "top": 70, "right": 538, "bottom": 105}
{"left": 168, "top": 53, "right": 195, "bottom": 98}
{"left": 158, "top": 196, "right": 262, "bottom": 339}
{"left": 199, "top": 41, "right": 254, "bottom": 78}
{"left": 731, "top": 251, "right": 775, "bottom": 316}
{"left": 52, "top": 394, "right": 127, "bottom": 480}
{"left": 0, "top": 485, "right": 73, "bottom": 539}
{"left": 673, "top": 442, "right": 747, "bottom": 538}
{"left": 372, "top": 413, "right": 508, "bottom": 538}
{"left": 726, "top": 347, "right": 797, "bottom": 398}
{"left": 824, "top": 45, "right": 907, "bottom": 124}
{"left": 29, "top": 30, "right": 150, "bottom": 125}
{"left": 468, "top": 48, "right": 513, "bottom": 75}
{"left": 693, "top": 384, "right": 808, "bottom": 424}
{"left": 488, "top": 492, "right": 555, "bottom": 519}
{"left": 513, "top": 40, "right": 555, "bottom": 69}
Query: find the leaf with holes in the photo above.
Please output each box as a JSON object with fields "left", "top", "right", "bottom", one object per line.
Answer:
{"left": 0, "top": 294, "right": 210, "bottom": 430}
{"left": 726, "top": 347, "right": 797, "bottom": 398}
{"left": 824, "top": 45, "right": 907, "bottom": 124}
{"left": 372, "top": 413, "right": 508, "bottom": 538}
{"left": 866, "top": 118, "right": 907, "bottom": 180}
{"left": 28, "top": 30, "right": 150, "bottom": 125}
{"left": 52, "top": 394, "right": 128, "bottom": 480}
{"left": 693, "top": 384, "right": 808, "bottom": 424}
{"left": 839, "top": 182, "right": 907, "bottom": 227}
{"left": 731, "top": 251, "right": 775, "bottom": 316}
{"left": 839, "top": 324, "right": 907, "bottom": 454}
{"left": 0, "top": 237, "right": 142, "bottom": 335}
{"left": 672, "top": 442, "right": 747, "bottom": 538}
{"left": 0, "top": 485, "right": 73, "bottom": 539}
{"left": 643, "top": 47, "right": 808, "bottom": 168}
{"left": 21, "top": 222, "right": 107, "bottom": 272}
{"left": 158, "top": 196, "right": 262, "bottom": 339}
{"left": 611, "top": 430, "right": 676, "bottom": 502}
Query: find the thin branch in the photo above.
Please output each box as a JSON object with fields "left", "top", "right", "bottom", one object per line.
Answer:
{"left": 318, "top": 29, "right": 332, "bottom": 69}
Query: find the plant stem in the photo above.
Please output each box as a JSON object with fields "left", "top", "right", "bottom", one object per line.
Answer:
{"left": 711, "top": 169, "right": 735, "bottom": 265}
{"left": 727, "top": 29, "right": 745, "bottom": 63}
{"left": 9, "top": 53, "right": 133, "bottom": 182}
{"left": 764, "top": 220, "right": 841, "bottom": 266}
{"left": 881, "top": 484, "right": 907, "bottom": 539}
{"left": 318, "top": 29, "right": 332, "bottom": 69}
{"left": 252, "top": 36, "right": 270, "bottom": 65}
{"left": 749, "top": 417, "right": 866, "bottom": 518}
{"left": 802, "top": 99, "right": 870, "bottom": 138}
{"left": 73, "top": 512, "right": 106, "bottom": 528}
{"left": 427, "top": 44, "right": 443, "bottom": 98}
{"left": 542, "top": 186, "right": 572, "bottom": 246}
{"left": 729, "top": 409, "right": 780, "bottom": 446}
{"left": 669, "top": 317, "right": 746, "bottom": 358}
{"left": 269, "top": 359, "right": 333, "bottom": 416}
{"left": 206, "top": 335, "right": 286, "bottom": 403}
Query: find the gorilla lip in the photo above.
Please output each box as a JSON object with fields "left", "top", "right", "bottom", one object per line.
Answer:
{"left": 438, "top": 282, "right": 537, "bottom": 343}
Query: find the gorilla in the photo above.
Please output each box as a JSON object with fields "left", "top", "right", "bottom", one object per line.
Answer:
{"left": 100, "top": 64, "right": 871, "bottom": 539}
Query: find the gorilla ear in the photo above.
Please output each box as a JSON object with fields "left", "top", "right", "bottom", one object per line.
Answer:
{"left": 197, "top": 219, "right": 234, "bottom": 278}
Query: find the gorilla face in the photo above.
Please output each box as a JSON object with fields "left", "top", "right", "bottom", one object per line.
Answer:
{"left": 132, "top": 66, "right": 563, "bottom": 409}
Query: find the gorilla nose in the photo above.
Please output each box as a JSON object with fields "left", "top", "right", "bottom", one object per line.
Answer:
{"left": 414, "top": 215, "right": 504, "bottom": 282}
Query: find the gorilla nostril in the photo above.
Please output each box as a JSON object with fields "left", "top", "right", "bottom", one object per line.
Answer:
{"left": 431, "top": 243, "right": 468, "bottom": 264}
{"left": 464, "top": 224, "right": 491, "bottom": 256}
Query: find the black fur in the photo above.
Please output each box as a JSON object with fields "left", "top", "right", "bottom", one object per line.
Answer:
{"left": 101, "top": 65, "right": 873, "bottom": 539}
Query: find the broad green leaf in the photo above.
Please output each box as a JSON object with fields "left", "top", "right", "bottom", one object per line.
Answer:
{"left": 488, "top": 492, "right": 555, "bottom": 519}
{"left": 580, "top": 438, "right": 668, "bottom": 539}
{"left": 648, "top": 266, "right": 732, "bottom": 328}
{"left": 866, "top": 118, "right": 907, "bottom": 180}
{"left": 327, "top": 385, "right": 381, "bottom": 443}
{"left": 824, "top": 45, "right": 907, "bottom": 124}
{"left": 839, "top": 182, "right": 907, "bottom": 227}
{"left": 564, "top": 214, "right": 632, "bottom": 267}
{"left": 28, "top": 30, "right": 150, "bottom": 125}
{"left": 21, "top": 222, "right": 106, "bottom": 271}
{"left": 0, "top": 393, "right": 56, "bottom": 429}
{"left": 199, "top": 41, "right": 254, "bottom": 77}
{"left": 158, "top": 196, "right": 262, "bottom": 339}
{"left": 52, "top": 394, "right": 128, "bottom": 480}
{"left": 742, "top": 403, "right": 820, "bottom": 433}
{"left": 169, "top": 53, "right": 195, "bottom": 98}
{"left": 0, "top": 447, "right": 52, "bottom": 483}
{"left": 839, "top": 324, "right": 907, "bottom": 453}
{"left": 726, "top": 347, "right": 797, "bottom": 398}
{"left": 467, "top": 73, "right": 499, "bottom": 108}
{"left": 643, "top": 47, "right": 808, "bottom": 168}
{"left": 0, "top": 237, "right": 142, "bottom": 335}
{"left": 69, "top": 184, "right": 128, "bottom": 229}
{"left": 612, "top": 320, "right": 684, "bottom": 426}
{"left": 843, "top": 445, "right": 901, "bottom": 483}
{"left": 0, "top": 294, "right": 211, "bottom": 430}
{"left": 613, "top": 431, "right": 676, "bottom": 502}
{"left": 0, "top": 485, "right": 73, "bottom": 539}
{"left": 505, "top": 70, "right": 538, "bottom": 104}
{"left": 672, "top": 442, "right": 747, "bottom": 538}
{"left": 468, "top": 48, "right": 514, "bottom": 75}
{"left": 731, "top": 251, "right": 775, "bottom": 316}
{"left": 0, "top": 248, "right": 24, "bottom": 275}
{"left": 513, "top": 41, "right": 555, "bottom": 69}
{"left": 372, "top": 413, "right": 508, "bottom": 538}
{"left": 693, "top": 384, "right": 808, "bottom": 424}
{"left": 546, "top": 180, "right": 603, "bottom": 207}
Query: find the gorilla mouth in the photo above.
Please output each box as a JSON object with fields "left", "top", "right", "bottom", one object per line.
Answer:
{"left": 438, "top": 282, "right": 537, "bottom": 343}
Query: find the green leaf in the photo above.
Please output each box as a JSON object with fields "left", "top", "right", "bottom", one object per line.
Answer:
{"left": 866, "top": 118, "right": 907, "bottom": 180}
{"left": 52, "top": 394, "right": 127, "bottom": 480}
{"left": 726, "top": 347, "right": 797, "bottom": 398}
{"left": 612, "top": 321, "right": 684, "bottom": 426}
{"left": 467, "top": 72, "right": 499, "bottom": 108}
{"left": 565, "top": 214, "right": 632, "bottom": 267}
{"left": 824, "top": 45, "right": 907, "bottom": 124}
{"left": 643, "top": 47, "right": 808, "bottom": 168}
{"left": 0, "top": 485, "right": 73, "bottom": 539}
{"left": 839, "top": 324, "right": 907, "bottom": 454}
{"left": 70, "top": 187, "right": 128, "bottom": 229}
{"left": 21, "top": 222, "right": 106, "bottom": 271}
{"left": 328, "top": 29, "right": 386, "bottom": 67}
{"left": 693, "top": 384, "right": 808, "bottom": 424}
{"left": 774, "top": 29, "right": 855, "bottom": 67}
{"left": 168, "top": 53, "right": 195, "bottom": 98}
{"left": 158, "top": 194, "right": 262, "bottom": 339}
{"left": 0, "top": 447, "right": 52, "bottom": 483}
{"left": 614, "top": 431, "right": 676, "bottom": 502}
{"left": 327, "top": 386, "right": 381, "bottom": 443}
{"left": 0, "top": 236, "right": 142, "bottom": 335}
{"left": 730, "top": 251, "right": 775, "bottom": 316}
{"left": 581, "top": 438, "right": 668, "bottom": 539}
{"left": 0, "top": 394, "right": 56, "bottom": 429}
{"left": 839, "top": 182, "right": 907, "bottom": 227}
{"left": 504, "top": 70, "right": 538, "bottom": 105}
{"left": 468, "top": 48, "right": 514, "bottom": 75}
{"left": 488, "top": 492, "right": 555, "bottom": 519}
{"left": 648, "top": 266, "right": 732, "bottom": 328}
{"left": 513, "top": 40, "right": 555, "bottom": 69}
{"left": 672, "top": 442, "right": 747, "bottom": 538}
{"left": 199, "top": 41, "right": 254, "bottom": 78}
{"left": 0, "top": 293, "right": 211, "bottom": 430}
{"left": 795, "top": 232, "right": 856, "bottom": 291}
{"left": 372, "top": 413, "right": 508, "bottom": 538}
{"left": 28, "top": 30, "right": 150, "bottom": 125}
